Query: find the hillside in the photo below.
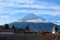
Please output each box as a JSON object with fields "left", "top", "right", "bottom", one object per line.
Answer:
{"left": 9, "top": 22, "right": 60, "bottom": 32}
{"left": 8, "top": 13, "right": 60, "bottom": 32}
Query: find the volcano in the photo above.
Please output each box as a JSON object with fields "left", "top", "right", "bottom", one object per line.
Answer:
{"left": 9, "top": 13, "right": 60, "bottom": 32}
{"left": 18, "top": 13, "right": 49, "bottom": 23}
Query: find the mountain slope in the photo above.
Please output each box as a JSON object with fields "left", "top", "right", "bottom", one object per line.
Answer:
{"left": 21, "top": 13, "right": 45, "bottom": 20}
{"left": 18, "top": 13, "right": 48, "bottom": 22}
{"left": 9, "top": 22, "right": 60, "bottom": 32}
{"left": 9, "top": 13, "right": 60, "bottom": 32}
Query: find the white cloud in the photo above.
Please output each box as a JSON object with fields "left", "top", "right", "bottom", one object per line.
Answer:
{"left": 0, "top": 16, "right": 9, "bottom": 19}
{"left": 49, "top": 20, "right": 60, "bottom": 25}
{"left": 10, "top": 9, "right": 60, "bottom": 16}
{"left": 0, "top": 0, "right": 60, "bottom": 15}
{"left": 8, "top": 1, "right": 60, "bottom": 15}
{"left": 0, "top": 0, "right": 60, "bottom": 25}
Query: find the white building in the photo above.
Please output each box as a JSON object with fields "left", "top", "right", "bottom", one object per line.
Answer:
{"left": 52, "top": 26, "right": 58, "bottom": 34}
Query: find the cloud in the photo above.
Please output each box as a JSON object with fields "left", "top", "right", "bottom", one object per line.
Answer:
{"left": 10, "top": 9, "right": 60, "bottom": 16}
{"left": 0, "top": 0, "right": 60, "bottom": 15}
{"left": 50, "top": 20, "right": 60, "bottom": 25}
{"left": 0, "top": 16, "right": 9, "bottom": 19}
{"left": 0, "top": 0, "right": 60, "bottom": 25}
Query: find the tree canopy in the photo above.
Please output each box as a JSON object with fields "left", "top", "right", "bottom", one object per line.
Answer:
{"left": 25, "top": 25, "right": 30, "bottom": 30}
{"left": 12, "top": 25, "right": 15, "bottom": 29}
{"left": 4, "top": 24, "right": 9, "bottom": 29}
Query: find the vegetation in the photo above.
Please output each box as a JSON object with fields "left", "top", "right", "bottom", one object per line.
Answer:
{"left": 0, "top": 24, "right": 31, "bottom": 33}
{"left": 0, "top": 26, "right": 3, "bottom": 29}
{"left": 55, "top": 27, "right": 59, "bottom": 32}
{"left": 25, "top": 25, "right": 30, "bottom": 31}
{"left": 12, "top": 25, "right": 15, "bottom": 29}
{"left": 4, "top": 24, "right": 9, "bottom": 29}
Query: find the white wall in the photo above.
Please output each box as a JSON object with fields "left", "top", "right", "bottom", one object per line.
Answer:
{"left": 0, "top": 32, "right": 14, "bottom": 34}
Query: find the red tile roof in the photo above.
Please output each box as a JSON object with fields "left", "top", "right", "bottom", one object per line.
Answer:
{"left": 0, "top": 29, "right": 14, "bottom": 32}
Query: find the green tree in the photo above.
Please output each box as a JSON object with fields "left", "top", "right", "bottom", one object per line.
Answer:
{"left": 55, "top": 27, "right": 59, "bottom": 32}
{"left": 12, "top": 25, "right": 15, "bottom": 29}
{"left": 25, "top": 25, "right": 30, "bottom": 30}
{"left": 4, "top": 24, "right": 9, "bottom": 29}
{"left": 24, "top": 25, "right": 30, "bottom": 33}
{"left": 0, "top": 26, "right": 3, "bottom": 29}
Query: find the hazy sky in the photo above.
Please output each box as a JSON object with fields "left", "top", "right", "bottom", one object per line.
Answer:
{"left": 0, "top": 0, "right": 60, "bottom": 25}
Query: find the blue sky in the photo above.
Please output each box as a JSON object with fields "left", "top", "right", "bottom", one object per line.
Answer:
{"left": 0, "top": 0, "right": 60, "bottom": 25}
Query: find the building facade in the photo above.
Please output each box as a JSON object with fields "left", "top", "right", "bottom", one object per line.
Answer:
{"left": 0, "top": 29, "right": 14, "bottom": 34}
